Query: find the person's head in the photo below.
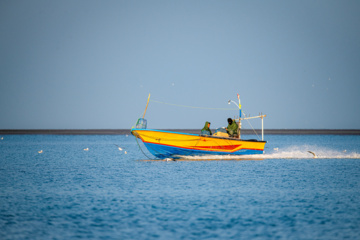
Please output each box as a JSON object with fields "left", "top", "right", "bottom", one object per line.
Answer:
{"left": 208, "top": 122, "right": 211, "bottom": 128}
{"left": 227, "top": 118, "right": 232, "bottom": 124}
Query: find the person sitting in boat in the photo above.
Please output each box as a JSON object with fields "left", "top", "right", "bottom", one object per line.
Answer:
{"left": 201, "top": 121, "right": 212, "bottom": 135}
{"left": 226, "top": 118, "right": 238, "bottom": 138}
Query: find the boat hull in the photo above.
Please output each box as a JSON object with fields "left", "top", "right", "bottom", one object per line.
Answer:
{"left": 131, "top": 129, "right": 266, "bottom": 159}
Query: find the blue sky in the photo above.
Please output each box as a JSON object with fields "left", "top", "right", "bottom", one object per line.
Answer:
{"left": 1, "top": 0, "right": 359, "bottom": 129}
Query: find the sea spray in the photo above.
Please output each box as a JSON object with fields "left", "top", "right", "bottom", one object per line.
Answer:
{"left": 180, "top": 145, "right": 360, "bottom": 160}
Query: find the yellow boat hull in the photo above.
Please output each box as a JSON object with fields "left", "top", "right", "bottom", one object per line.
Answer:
{"left": 131, "top": 129, "right": 266, "bottom": 159}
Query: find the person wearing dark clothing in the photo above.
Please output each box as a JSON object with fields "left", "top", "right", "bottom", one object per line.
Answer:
{"left": 201, "top": 121, "right": 212, "bottom": 135}
{"left": 226, "top": 118, "right": 238, "bottom": 137}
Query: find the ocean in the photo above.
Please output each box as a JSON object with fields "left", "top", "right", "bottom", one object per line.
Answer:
{"left": 1, "top": 134, "right": 360, "bottom": 239}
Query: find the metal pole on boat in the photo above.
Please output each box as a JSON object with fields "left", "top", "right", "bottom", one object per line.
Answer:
{"left": 237, "top": 94, "right": 241, "bottom": 118}
{"left": 142, "top": 93, "right": 151, "bottom": 118}
{"left": 228, "top": 96, "right": 242, "bottom": 139}
{"left": 237, "top": 94, "right": 241, "bottom": 139}
{"left": 261, "top": 113, "right": 264, "bottom": 141}
{"left": 238, "top": 117, "right": 241, "bottom": 139}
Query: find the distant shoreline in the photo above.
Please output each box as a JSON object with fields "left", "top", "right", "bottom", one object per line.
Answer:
{"left": 1, "top": 129, "right": 360, "bottom": 135}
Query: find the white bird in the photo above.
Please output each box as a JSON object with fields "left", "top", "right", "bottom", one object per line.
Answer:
{"left": 273, "top": 148, "right": 279, "bottom": 151}
{"left": 115, "top": 144, "right": 123, "bottom": 151}
{"left": 124, "top": 151, "right": 127, "bottom": 154}
{"left": 84, "top": 148, "right": 89, "bottom": 151}
{"left": 0, "top": 137, "right": 3, "bottom": 140}
{"left": 38, "top": 150, "right": 43, "bottom": 154}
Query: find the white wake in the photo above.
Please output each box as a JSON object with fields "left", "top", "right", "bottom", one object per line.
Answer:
{"left": 180, "top": 145, "right": 360, "bottom": 160}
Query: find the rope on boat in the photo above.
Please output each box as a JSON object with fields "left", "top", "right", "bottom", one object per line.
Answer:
{"left": 135, "top": 137, "right": 153, "bottom": 160}
{"left": 151, "top": 99, "right": 237, "bottom": 111}
{"left": 145, "top": 144, "right": 169, "bottom": 159}
{"left": 242, "top": 111, "right": 261, "bottom": 140}
{"left": 150, "top": 99, "right": 263, "bottom": 141}
{"left": 135, "top": 136, "right": 170, "bottom": 160}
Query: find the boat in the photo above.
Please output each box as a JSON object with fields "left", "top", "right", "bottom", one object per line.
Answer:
{"left": 131, "top": 94, "right": 267, "bottom": 159}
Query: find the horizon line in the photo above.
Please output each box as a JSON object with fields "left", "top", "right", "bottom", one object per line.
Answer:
{"left": 1, "top": 129, "right": 359, "bottom": 135}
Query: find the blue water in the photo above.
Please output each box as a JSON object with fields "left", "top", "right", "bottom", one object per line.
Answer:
{"left": 1, "top": 134, "right": 360, "bottom": 239}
